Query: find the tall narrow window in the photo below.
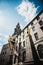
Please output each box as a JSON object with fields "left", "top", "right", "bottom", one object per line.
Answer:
{"left": 23, "top": 41, "right": 25, "bottom": 47}
{"left": 23, "top": 34, "right": 24, "bottom": 39}
{"left": 19, "top": 38, "right": 21, "bottom": 42}
{"left": 34, "top": 33, "right": 39, "bottom": 40}
{"left": 23, "top": 51, "right": 26, "bottom": 62}
{"left": 19, "top": 43, "right": 21, "bottom": 49}
{"left": 32, "top": 26, "right": 35, "bottom": 31}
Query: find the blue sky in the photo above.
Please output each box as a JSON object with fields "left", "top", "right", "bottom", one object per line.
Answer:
{"left": 0, "top": 0, "right": 43, "bottom": 52}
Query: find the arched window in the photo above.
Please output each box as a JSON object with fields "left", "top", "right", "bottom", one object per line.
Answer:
{"left": 37, "top": 44, "right": 43, "bottom": 59}
{"left": 23, "top": 51, "right": 26, "bottom": 62}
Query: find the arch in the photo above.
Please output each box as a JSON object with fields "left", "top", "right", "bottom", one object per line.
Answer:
{"left": 22, "top": 51, "right": 26, "bottom": 62}
{"left": 37, "top": 44, "right": 43, "bottom": 59}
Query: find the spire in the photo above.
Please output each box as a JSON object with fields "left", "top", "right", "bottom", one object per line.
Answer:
{"left": 12, "top": 22, "right": 21, "bottom": 36}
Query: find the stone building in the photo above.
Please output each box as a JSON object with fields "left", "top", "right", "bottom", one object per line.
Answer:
{"left": 0, "top": 44, "right": 11, "bottom": 65}
{"left": 0, "top": 36, "right": 16, "bottom": 65}
{"left": 0, "top": 10, "right": 43, "bottom": 65}
{"left": 0, "top": 23, "right": 21, "bottom": 65}
{"left": 12, "top": 23, "right": 21, "bottom": 36}
{"left": 12, "top": 23, "right": 22, "bottom": 65}
{"left": 12, "top": 10, "right": 43, "bottom": 65}
{"left": 29, "top": 10, "right": 43, "bottom": 61}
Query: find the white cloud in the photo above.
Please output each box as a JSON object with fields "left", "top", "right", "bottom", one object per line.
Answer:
{"left": 4, "top": 35, "right": 9, "bottom": 40}
{"left": 20, "top": 23, "right": 23, "bottom": 29}
{"left": 17, "top": 0, "right": 39, "bottom": 23}
{"left": 0, "top": 10, "right": 8, "bottom": 28}
{"left": 0, "top": 33, "right": 8, "bottom": 53}
{"left": 0, "top": 10, "right": 2, "bottom": 14}
{"left": 0, "top": 33, "right": 8, "bottom": 39}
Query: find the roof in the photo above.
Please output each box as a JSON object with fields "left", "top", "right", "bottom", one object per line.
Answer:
{"left": 22, "top": 10, "right": 43, "bottom": 32}
{"left": 13, "top": 10, "right": 43, "bottom": 36}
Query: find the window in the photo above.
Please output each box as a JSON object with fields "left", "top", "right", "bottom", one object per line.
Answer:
{"left": 32, "top": 26, "right": 35, "bottom": 31}
{"left": 23, "top": 41, "right": 25, "bottom": 47}
{"left": 19, "top": 38, "right": 21, "bottom": 42}
{"left": 16, "top": 46, "right": 17, "bottom": 51}
{"left": 37, "top": 16, "right": 40, "bottom": 20}
{"left": 23, "top": 34, "right": 24, "bottom": 39}
{"left": 40, "top": 26, "right": 43, "bottom": 31}
{"left": 34, "top": 33, "right": 39, "bottom": 40}
{"left": 39, "top": 20, "right": 43, "bottom": 26}
{"left": 37, "top": 44, "right": 43, "bottom": 59}
{"left": 23, "top": 51, "right": 26, "bottom": 61}
{"left": 39, "top": 20, "right": 43, "bottom": 31}
{"left": 31, "top": 22, "right": 33, "bottom": 25}
{"left": 19, "top": 43, "right": 21, "bottom": 49}
{"left": 18, "top": 53, "right": 21, "bottom": 62}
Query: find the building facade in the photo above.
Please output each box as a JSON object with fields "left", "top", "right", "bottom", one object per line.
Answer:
{"left": 12, "top": 10, "right": 43, "bottom": 65}
{"left": 0, "top": 44, "right": 11, "bottom": 65}
{"left": 0, "top": 36, "right": 16, "bottom": 65}
{"left": 29, "top": 10, "right": 43, "bottom": 61}
{"left": 0, "top": 10, "right": 43, "bottom": 65}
